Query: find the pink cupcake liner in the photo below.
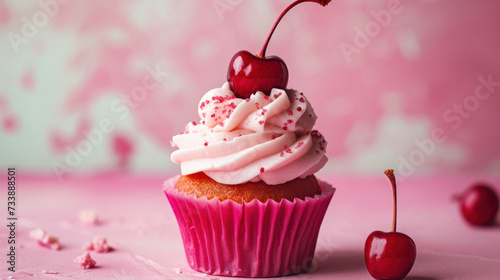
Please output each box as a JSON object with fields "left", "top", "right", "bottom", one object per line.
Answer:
{"left": 163, "top": 175, "right": 335, "bottom": 278}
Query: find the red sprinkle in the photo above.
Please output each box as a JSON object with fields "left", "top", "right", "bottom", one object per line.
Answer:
{"left": 260, "top": 167, "right": 265, "bottom": 173}
{"left": 296, "top": 107, "right": 302, "bottom": 112}
{"left": 296, "top": 141, "right": 304, "bottom": 149}
{"left": 204, "top": 141, "right": 208, "bottom": 146}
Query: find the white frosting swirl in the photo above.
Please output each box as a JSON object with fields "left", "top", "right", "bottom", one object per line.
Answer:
{"left": 171, "top": 82, "right": 327, "bottom": 185}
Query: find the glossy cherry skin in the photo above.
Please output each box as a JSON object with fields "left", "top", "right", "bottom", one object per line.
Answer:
{"left": 460, "top": 184, "right": 499, "bottom": 226}
{"left": 227, "top": 50, "right": 288, "bottom": 99}
{"left": 365, "top": 231, "right": 416, "bottom": 280}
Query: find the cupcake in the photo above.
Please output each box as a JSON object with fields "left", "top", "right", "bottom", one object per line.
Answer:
{"left": 164, "top": 84, "right": 334, "bottom": 277}
{"left": 164, "top": 0, "right": 334, "bottom": 277}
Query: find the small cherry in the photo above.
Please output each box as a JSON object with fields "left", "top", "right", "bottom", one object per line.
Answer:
{"left": 365, "top": 169, "right": 416, "bottom": 280}
{"left": 227, "top": 0, "right": 331, "bottom": 98}
{"left": 459, "top": 183, "right": 499, "bottom": 226}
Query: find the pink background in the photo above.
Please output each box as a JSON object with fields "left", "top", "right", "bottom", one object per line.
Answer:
{"left": 1, "top": 0, "right": 500, "bottom": 180}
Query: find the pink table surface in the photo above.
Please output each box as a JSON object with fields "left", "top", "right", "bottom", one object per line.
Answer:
{"left": 1, "top": 174, "right": 500, "bottom": 280}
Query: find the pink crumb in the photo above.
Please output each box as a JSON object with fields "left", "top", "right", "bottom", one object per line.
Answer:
{"left": 79, "top": 209, "right": 99, "bottom": 225}
{"left": 84, "top": 242, "right": 94, "bottom": 251}
{"left": 29, "top": 228, "right": 61, "bottom": 250}
{"left": 73, "top": 252, "right": 96, "bottom": 269}
{"left": 85, "top": 236, "right": 111, "bottom": 253}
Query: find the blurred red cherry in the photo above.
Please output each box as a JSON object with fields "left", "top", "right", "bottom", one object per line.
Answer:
{"left": 460, "top": 183, "right": 499, "bottom": 226}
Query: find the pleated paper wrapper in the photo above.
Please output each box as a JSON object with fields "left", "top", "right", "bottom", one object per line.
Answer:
{"left": 163, "top": 175, "right": 335, "bottom": 277}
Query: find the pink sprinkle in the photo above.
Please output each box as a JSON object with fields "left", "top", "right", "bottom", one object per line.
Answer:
{"left": 210, "top": 114, "right": 216, "bottom": 118}
{"left": 273, "top": 92, "right": 282, "bottom": 99}
{"left": 191, "top": 121, "right": 196, "bottom": 126}
{"left": 287, "top": 119, "right": 293, "bottom": 124}
{"left": 260, "top": 167, "right": 265, "bottom": 173}
{"left": 283, "top": 126, "right": 288, "bottom": 130}
{"left": 73, "top": 252, "right": 96, "bottom": 269}
{"left": 271, "top": 135, "right": 276, "bottom": 139}
{"left": 264, "top": 95, "right": 269, "bottom": 100}
{"left": 79, "top": 209, "right": 98, "bottom": 226}
{"left": 84, "top": 242, "right": 94, "bottom": 251}
{"left": 246, "top": 98, "right": 250, "bottom": 102}
{"left": 85, "top": 236, "right": 111, "bottom": 253}
{"left": 299, "top": 97, "right": 305, "bottom": 103}
{"left": 223, "top": 138, "right": 227, "bottom": 141}
{"left": 29, "top": 228, "right": 61, "bottom": 250}
{"left": 259, "top": 121, "right": 265, "bottom": 125}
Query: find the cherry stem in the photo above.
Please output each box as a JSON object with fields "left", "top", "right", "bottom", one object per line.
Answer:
{"left": 385, "top": 169, "right": 398, "bottom": 232}
{"left": 257, "top": 0, "right": 331, "bottom": 58}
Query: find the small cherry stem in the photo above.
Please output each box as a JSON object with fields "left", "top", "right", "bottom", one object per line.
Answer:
{"left": 385, "top": 169, "right": 398, "bottom": 232}
{"left": 257, "top": 0, "right": 331, "bottom": 58}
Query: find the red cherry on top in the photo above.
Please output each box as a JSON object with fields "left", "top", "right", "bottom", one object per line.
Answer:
{"left": 365, "top": 169, "right": 416, "bottom": 280}
{"left": 227, "top": 51, "right": 288, "bottom": 99}
{"left": 460, "top": 183, "right": 499, "bottom": 226}
{"left": 227, "top": 0, "right": 331, "bottom": 99}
